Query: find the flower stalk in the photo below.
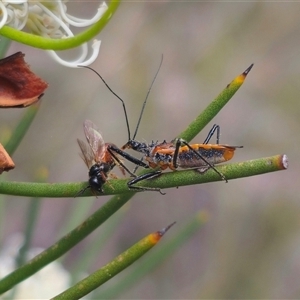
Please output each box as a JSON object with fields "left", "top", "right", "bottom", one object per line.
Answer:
{"left": 0, "top": 1, "right": 121, "bottom": 66}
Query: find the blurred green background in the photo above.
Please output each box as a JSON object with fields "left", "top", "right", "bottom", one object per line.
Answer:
{"left": 1, "top": 1, "right": 299, "bottom": 298}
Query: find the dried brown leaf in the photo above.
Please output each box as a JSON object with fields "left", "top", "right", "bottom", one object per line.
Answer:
{"left": 0, "top": 143, "right": 15, "bottom": 174}
{"left": 0, "top": 52, "right": 48, "bottom": 108}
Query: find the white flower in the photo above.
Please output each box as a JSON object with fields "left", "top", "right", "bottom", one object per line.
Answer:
{"left": 0, "top": 1, "right": 108, "bottom": 67}
{"left": 0, "top": 233, "right": 71, "bottom": 299}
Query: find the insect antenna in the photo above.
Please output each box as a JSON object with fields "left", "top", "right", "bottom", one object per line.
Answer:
{"left": 132, "top": 55, "right": 163, "bottom": 140}
{"left": 78, "top": 65, "right": 131, "bottom": 142}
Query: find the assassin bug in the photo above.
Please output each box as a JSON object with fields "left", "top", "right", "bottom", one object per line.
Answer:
{"left": 79, "top": 60, "right": 242, "bottom": 193}
{"left": 118, "top": 68, "right": 242, "bottom": 189}
{"left": 77, "top": 63, "right": 166, "bottom": 195}
{"left": 122, "top": 124, "right": 243, "bottom": 188}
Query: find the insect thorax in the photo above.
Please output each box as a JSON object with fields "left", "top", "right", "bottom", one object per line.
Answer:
{"left": 89, "top": 163, "right": 112, "bottom": 177}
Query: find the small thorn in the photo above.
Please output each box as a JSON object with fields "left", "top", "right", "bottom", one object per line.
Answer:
{"left": 158, "top": 221, "right": 176, "bottom": 236}
{"left": 243, "top": 63, "right": 254, "bottom": 76}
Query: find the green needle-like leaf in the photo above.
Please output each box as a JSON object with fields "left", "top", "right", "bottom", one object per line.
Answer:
{"left": 0, "top": 65, "right": 258, "bottom": 197}
{"left": 0, "top": 64, "right": 285, "bottom": 296}
{"left": 98, "top": 211, "right": 209, "bottom": 299}
{"left": 52, "top": 223, "right": 175, "bottom": 300}
{"left": 179, "top": 64, "right": 254, "bottom": 141}
{"left": 0, "top": 155, "right": 288, "bottom": 197}
{"left": 0, "top": 192, "right": 134, "bottom": 294}
{"left": 4, "top": 103, "right": 40, "bottom": 155}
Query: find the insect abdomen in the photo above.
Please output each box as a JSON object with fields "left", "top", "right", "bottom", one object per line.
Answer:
{"left": 176, "top": 144, "right": 236, "bottom": 168}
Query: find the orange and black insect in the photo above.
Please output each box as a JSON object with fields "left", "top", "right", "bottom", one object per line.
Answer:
{"left": 77, "top": 120, "right": 150, "bottom": 195}
{"left": 80, "top": 60, "right": 243, "bottom": 193}
{"left": 78, "top": 65, "right": 163, "bottom": 194}
{"left": 119, "top": 65, "right": 243, "bottom": 190}
{"left": 122, "top": 124, "right": 243, "bottom": 188}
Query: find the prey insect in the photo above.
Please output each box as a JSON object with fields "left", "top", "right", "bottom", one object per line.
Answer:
{"left": 77, "top": 120, "right": 150, "bottom": 195}
{"left": 80, "top": 60, "right": 242, "bottom": 193}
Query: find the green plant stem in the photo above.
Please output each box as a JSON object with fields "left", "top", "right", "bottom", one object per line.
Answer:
{"left": 69, "top": 205, "right": 129, "bottom": 283}
{"left": 51, "top": 223, "right": 175, "bottom": 300}
{"left": 98, "top": 210, "right": 208, "bottom": 299}
{"left": 8, "top": 197, "right": 42, "bottom": 299}
{"left": 179, "top": 64, "right": 253, "bottom": 141}
{"left": 4, "top": 103, "right": 40, "bottom": 155}
{"left": 15, "top": 168, "right": 48, "bottom": 269}
{"left": 15, "top": 199, "right": 41, "bottom": 268}
{"left": 0, "top": 1, "right": 120, "bottom": 50}
{"left": 0, "top": 155, "right": 288, "bottom": 198}
{"left": 0, "top": 37, "right": 11, "bottom": 58}
{"left": 0, "top": 65, "right": 256, "bottom": 197}
{"left": 0, "top": 64, "right": 260, "bottom": 294}
{"left": 0, "top": 192, "right": 134, "bottom": 294}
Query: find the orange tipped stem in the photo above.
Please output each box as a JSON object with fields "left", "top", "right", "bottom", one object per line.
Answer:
{"left": 179, "top": 64, "right": 254, "bottom": 142}
{"left": 52, "top": 223, "right": 175, "bottom": 300}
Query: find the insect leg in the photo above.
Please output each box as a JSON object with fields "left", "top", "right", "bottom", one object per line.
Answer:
{"left": 127, "top": 170, "right": 165, "bottom": 195}
{"left": 203, "top": 124, "right": 220, "bottom": 144}
{"left": 107, "top": 146, "right": 138, "bottom": 177}
{"left": 107, "top": 145, "right": 164, "bottom": 193}
{"left": 132, "top": 156, "right": 145, "bottom": 174}
{"left": 108, "top": 144, "right": 149, "bottom": 173}
{"left": 107, "top": 147, "right": 164, "bottom": 193}
{"left": 75, "top": 184, "right": 91, "bottom": 197}
{"left": 173, "top": 138, "right": 227, "bottom": 182}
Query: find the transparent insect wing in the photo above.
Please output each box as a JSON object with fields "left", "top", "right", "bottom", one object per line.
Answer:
{"left": 77, "top": 138, "right": 95, "bottom": 169}
{"left": 83, "top": 120, "right": 105, "bottom": 162}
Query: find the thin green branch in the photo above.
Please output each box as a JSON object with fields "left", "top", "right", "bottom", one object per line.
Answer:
{"left": 0, "top": 1, "right": 120, "bottom": 50}
{"left": 9, "top": 196, "right": 42, "bottom": 299}
{"left": 52, "top": 223, "right": 175, "bottom": 300}
{"left": 179, "top": 64, "right": 253, "bottom": 141}
{"left": 4, "top": 103, "right": 40, "bottom": 155}
{"left": 98, "top": 210, "right": 208, "bottom": 299}
{"left": 0, "top": 155, "right": 288, "bottom": 198}
{"left": 0, "top": 64, "right": 255, "bottom": 198}
{"left": 140, "top": 154, "right": 288, "bottom": 191}
{"left": 68, "top": 205, "right": 128, "bottom": 283}
{"left": 0, "top": 192, "right": 133, "bottom": 294}
{"left": 15, "top": 168, "right": 48, "bottom": 268}
{"left": 0, "top": 64, "right": 266, "bottom": 294}
{"left": 0, "top": 36, "right": 11, "bottom": 58}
